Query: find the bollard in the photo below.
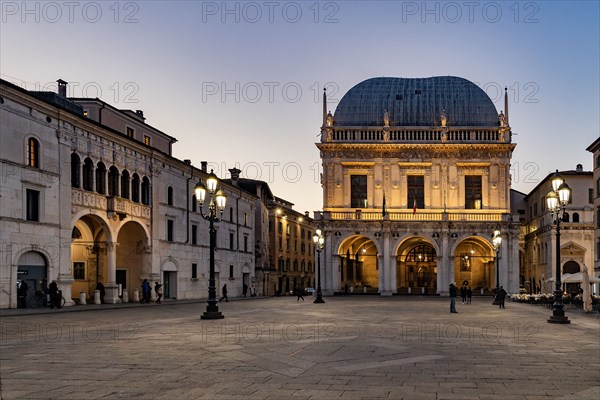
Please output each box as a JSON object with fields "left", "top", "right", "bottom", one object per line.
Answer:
{"left": 133, "top": 289, "right": 140, "bottom": 303}
{"left": 363, "top": 286, "right": 367, "bottom": 293}
{"left": 94, "top": 290, "right": 101, "bottom": 305}
{"left": 349, "top": 286, "right": 354, "bottom": 293}
{"left": 122, "top": 288, "right": 129, "bottom": 303}
{"left": 79, "top": 291, "right": 87, "bottom": 305}
{"left": 408, "top": 287, "right": 412, "bottom": 294}
{"left": 481, "top": 288, "right": 484, "bottom": 295}
{"left": 421, "top": 287, "right": 425, "bottom": 294}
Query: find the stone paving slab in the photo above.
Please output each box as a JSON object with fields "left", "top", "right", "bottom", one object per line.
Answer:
{"left": 1, "top": 297, "right": 598, "bottom": 399}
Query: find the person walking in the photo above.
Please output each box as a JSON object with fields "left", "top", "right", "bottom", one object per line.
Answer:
{"left": 141, "top": 279, "right": 151, "bottom": 303}
{"left": 449, "top": 282, "right": 458, "bottom": 313}
{"left": 219, "top": 284, "right": 228, "bottom": 302}
{"left": 17, "top": 280, "right": 28, "bottom": 308}
{"left": 155, "top": 282, "right": 163, "bottom": 304}
{"left": 497, "top": 286, "right": 507, "bottom": 309}
{"left": 466, "top": 287, "right": 472, "bottom": 304}
{"left": 295, "top": 286, "right": 304, "bottom": 301}
{"left": 49, "top": 280, "right": 60, "bottom": 309}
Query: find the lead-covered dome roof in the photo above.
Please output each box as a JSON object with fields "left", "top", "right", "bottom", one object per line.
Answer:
{"left": 333, "top": 76, "right": 499, "bottom": 127}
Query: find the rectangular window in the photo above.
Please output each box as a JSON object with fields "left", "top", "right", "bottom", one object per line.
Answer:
{"left": 407, "top": 175, "right": 425, "bottom": 209}
{"left": 192, "top": 225, "right": 198, "bottom": 245}
{"left": 465, "top": 175, "right": 482, "bottom": 209}
{"left": 192, "top": 263, "right": 198, "bottom": 279}
{"left": 126, "top": 127, "right": 134, "bottom": 138}
{"left": 167, "top": 219, "right": 174, "bottom": 242}
{"left": 533, "top": 203, "right": 538, "bottom": 217}
{"left": 73, "top": 262, "right": 85, "bottom": 280}
{"left": 279, "top": 237, "right": 283, "bottom": 250}
{"left": 589, "top": 188, "right": 594, "bottom": 204}
{"left": 244, "top": 212, "right": 248, "bottom": 226}
{"left": 26, "top": 189, "right": 40, "bottom": 221}
{"left": 244, "top": 236, "right": 248, "bottom": 252}
{"left": 229, "top": 232, "right": 234, "bottom": 250}
{"left": 144, "top": 135, "right": 151, "bottom": 145}
{"left": 278, "top": 221, "right": 283, "bottom": 233}
{"left": 350, "top": 175, "right": 368, "bottom": 208}
{"left": 286, "top": 238, "right": 290, "bottom": 251}
{"left": 229, "top": 265, "right": 234, "bottom": 279}
{"left": 286, "top": 224, "right": 290, "bottom": 235}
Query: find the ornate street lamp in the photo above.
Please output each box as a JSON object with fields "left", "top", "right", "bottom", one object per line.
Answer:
{"left": 313, "top": 228, "right": 325, "bottom": 303}
{"left": 492, "top": 230, "right": 502, "bottom": 304}
{"left": 195, "top": 170, "right": 227, "bottom": 320}
{"left": 546, "top": 170, "right": 571, "bottom": 324}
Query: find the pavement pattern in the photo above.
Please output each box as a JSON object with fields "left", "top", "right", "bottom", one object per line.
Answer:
{"left": 0, "top": 296, "right": 599, "bottom": 400}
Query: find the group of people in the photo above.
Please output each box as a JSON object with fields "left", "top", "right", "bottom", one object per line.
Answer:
{"left": 141, "top": 279, "right": 163, "bottom": 304}
{"left": 460, "top": 284, "right": 473, "bottom": 304}
{"left": 449, "top": 282, "right": 508, "bottom": 313}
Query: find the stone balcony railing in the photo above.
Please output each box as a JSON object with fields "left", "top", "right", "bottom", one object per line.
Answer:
{"left": 71, "top": 189, "right": 151, "bottom": 219}
{"left": 321, "top": 209, "right": 507, "bottom": 222}
{"left": 323, "top": 127, "right": 510, "bottom": 144}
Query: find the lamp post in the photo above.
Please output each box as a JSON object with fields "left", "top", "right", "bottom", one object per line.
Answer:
{"left": 492, "top": 230, "right": 502, "bottom": 304}
{"left": 195, "top": 170, "right": 227, "bottom": 320}
{"left": 546, "top": 170, "right": 571, "bottom": 324}
{"left": 313, "top": 228, "right": 325, "bottom": 303}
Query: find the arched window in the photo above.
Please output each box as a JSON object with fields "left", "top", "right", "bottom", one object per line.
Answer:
{"left": 141, "top": 177, "right": 150, "bottom": 205}
{"left": 167, "top": 186, "right": 174, "bottom": 206}
{"left": 83, "top": 158, "right": 94, "bottom": 191}
{"left": 191, "top": 195, "right": 197, "bottom": 212}
{"left": 27, "top": 137, "right": 40, "bottom": 168}
{"left": 108, "top": 166, "right": 119, "bottom": 196}
{"left": 572, "top": 212, "right": 579, "bottom": 223}
{"left": 405, "top": 244, "right": 436, "bottom": 262}
{"left": 562, "top": 261, "right": 580, "bottom": 274}
{"left": 120, "top": 170, "right": 130, "bottom": 199}
{"left": 96, "top": 162, "right": 106, "bottom": 194}
{"left": 131, "top": 173, "right": 140, "bottom": 202}
{"left": 71, "top": 153, "right": 80, "bottom": 188}
{"left": 308, "top": 262, "right": 312, "bottom": 272}
{"left": 562, "top": 212, "right": 569, "bottom": 223}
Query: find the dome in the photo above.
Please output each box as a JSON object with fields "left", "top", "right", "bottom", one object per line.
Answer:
{"left": 333, "top": 76, "right": 499, "bottom": 127}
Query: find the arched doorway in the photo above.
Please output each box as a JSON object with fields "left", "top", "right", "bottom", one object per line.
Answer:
{"left": 562, "top": 261, "right": 581, "bottom": 294}
{"left": 117, "top": 221, "right": 150, "bottom": 301}
{"left": 17, "top": 251, "right": 48, "bottom": 308}
{"left": 338, "top": 235, "right": 379, "bottom": 293}
{"left": 396, "top": 239, "right": 437, "bottom": 294}
{"left": 453, "top": 237, "right": 495, "bottom": 291}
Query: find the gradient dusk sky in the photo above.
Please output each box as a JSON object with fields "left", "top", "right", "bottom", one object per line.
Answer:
{"left": 1, "top": 1, "right": 598, "bottom": 214}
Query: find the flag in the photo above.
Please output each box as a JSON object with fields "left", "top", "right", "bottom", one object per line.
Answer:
{"left": 413, "top": 194, "right": 417, "bottom": 215}
{"left": 382, "top": 192, "right": 387, "bottom": 218}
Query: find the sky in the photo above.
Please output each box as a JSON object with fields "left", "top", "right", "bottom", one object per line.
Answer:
{"left": 1, "top": 0, "right": 598, "bottom": 214}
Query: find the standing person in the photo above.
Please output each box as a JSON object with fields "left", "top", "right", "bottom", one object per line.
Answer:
{"left": 96, "top": 282, "right": 105, "bottom": 304}
{"left": 251, "top": 285, "right": 256, "bottom": 297}
{"left": 219, "top": 284, "right": 228, "bottom": 302}
{"left": 155, "top": 282, "right": 163, "bottom": 304}
{"left": 423, "top": 282, "right": 429, "bottom": 297}
{"left": 466, "top": 287, "right": 472, "bottom": 304}
{"left": 242, "top": 283, "right": 248, "bottom": 297}
{"left": 17, "top": 280, "right": 28, "bottom": 308}
{"left": 497, "top": 286, "right": 507, "bottom": 309}
{"left": 460, "top": 284, "right": 467, "bottom": 304}
{"left": 141, "top": 279, "right": 151, "bottom": 303}
{"left": 449, "top": 282, "right": 458, "bottom": 313}
{"left": 295, "top": 286, "right": 304, "bottom": 301}
{"left": 49, "top": 280, "right": 60, "bottom": 309}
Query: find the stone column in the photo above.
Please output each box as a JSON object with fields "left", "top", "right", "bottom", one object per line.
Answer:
{"left": 377, "top": 254, "right": 384, "bottom": 294}
{"left": 382, "top": 234, "right": 393, "bottom": 295}
{"left": 104, "top": 241, "right": 120, "bottom": 303}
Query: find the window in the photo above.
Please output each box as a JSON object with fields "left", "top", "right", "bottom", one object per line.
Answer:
{"left": 572, "top": 213, "right": 579, "bottom": 223}
{"left": 301, "top": 243, "right": 305, "bottom": 253}
{"left": 83, "top": 158, "right": 94, "bottom": 191}
{"left": 533, "top": 203, "right": 538, "bottom": 217}
{"left": 589, "top": 188, "right": 594, "bottom": 204}
{"left": 244, "top": 236, "right": 248, "bottom": 252}
{"left": 278, "top": 237, "right": 283, "bottom": 250}
{"left": 286, "top": 238, "right": 290, "bottom": 251}
{"left": 293, "top": 260, "right": 298, "bottom": 271}
{"left": 27, "top": 138, "right": 39, "bottom": 168}
{"left": 167, "top": 186, "right": 174, "bottom": 206}
{"left": 286, "top": 259, "right": 290, "bottom": 271}
{"left": 191, "top": 195, "right": 197, "bottom": 212}
{"left": 301, "top": 228, "right": 305, "bottom": 239}
{"left": 562, "top": 213, "right": 569, "bottom": 223}
{"left": 278, "top": 221, "right": 283, "bottom": 233}
{"left": 26, "top": 189, "right": 40, "bottom": 221}
{"left": 108, "top": 166, "right": 119, "bottom": 196}
{"left": 131, "top": 174, "right": 140, "bottom": 202}
{"left": 144, "top": 135, "right": 151, "bottom": 145}
{"left": 286, "top": 224, "right": 290, "bottom": 235}
{"left": 192, "top": 225, "right": 198, "bottom": 245}
{"left": 230, "top": 232, "right": 234, "bottom": 250}
{"left": 126, "top": 127, "right": 134, "bottom": 138}
{"left": 192, "top": 263, "right": 198, "bottom": 279}
{"left": 465, "top": 175, "right": 482, "bottom": 209}
{"left": 597, "top": 207, "right": 600, "bottom": 228}
{"left": 597, "top": 178, "right": 600, "bottom": 196}
{"left": 141, "top": 177, "right": 150, "bottom": 205}
{"left": 71, "top": 153, "right": 80, "bottom": 188}
{"left": 230, "top": 207, "right": 234, "bottom": 221}
{"left": 244, "top": 212, "right": 248, "bottom": 226}
{"left": 597, "top": 155, "right": 600, "bottom": 168}
{"left": 350, "top": 175, "right": 368, "bottom": 208}
{"left": 407, "top": 175, "right": 425, "bottom": 209}
{"left": 167, "top": 219, "right": 174, "bottom": 242}
{"left": 229, "top": 265, "right": 234, "bottom": 279}
{"left": 96, "top": 162, "right": 106, "bottom": 194}
{"left": 73, "top": 262, "right": 85, "bottom": 280}
{"left": 121, "top": 170, "right": 130, "bottom": 199}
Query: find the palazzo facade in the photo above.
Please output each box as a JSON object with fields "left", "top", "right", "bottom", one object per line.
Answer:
{"left": 316, "top": 77, "right": 520, "bottom": 296}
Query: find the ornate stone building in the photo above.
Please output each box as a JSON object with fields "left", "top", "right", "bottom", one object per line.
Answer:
{"left": 0, "top": 79, "right": 256, "bottom": 308}
{"left": 315, "top": 77, "right": 520, "bottom": 296}
{"left": 587, "top": 137, "right": 600, "bottom": 283}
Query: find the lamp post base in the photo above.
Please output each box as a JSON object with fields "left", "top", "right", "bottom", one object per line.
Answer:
{"left": 201, "top": 311, "right": 224, "bottom": 320}
{"left": 314, "top": 290, "right": 325, "bottom": 303}
{"left": 547, "top": 315, "right": 570, "bottom": 324}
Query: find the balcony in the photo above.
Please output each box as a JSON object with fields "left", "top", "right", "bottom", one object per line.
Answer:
{"left": 72, "top": 189, "right": 151, "bottom": 220}
{"left": 322, "top": 209, "right": 506, "bottom": 222}
{"left": 323, "top": 127, "right": 509, "bottom": 144}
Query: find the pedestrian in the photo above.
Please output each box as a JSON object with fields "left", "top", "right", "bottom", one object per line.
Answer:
{"left": 141, "top": 279, "right": 151, "bottom": 303}
{"left": 49, "top": 280, "right": 60, "bottom": 309}
{"left": 466, "top": 287, "right": 472, "bottom": 304}
{"left": 219, "top": 284, "right": 228, "bottom": 302}
{"left": 423, "top": 282, "right": 429, "bottom": 297}
{"left": 449, "top": 282, "right": 458, "bottom": 313}
{"left": 17, "top": 280, "right": 29, "bottom": 308}
{"left": 243, "top": 283, "right": 248, "bottom": 297}
{"left": 460, "top": 284, "right": 467, "bottom": 304}
{"left": 497, "top": 286, "right": 507, "bottom": 309}
{"left": 344, "top": 283, "right": 349, "bottom": 295}
{"left": 155, "top": 282, "right": 163, "bottom": 304}
{"left": 251, "top": 285, "right": 256, "bottom": 297}
{"left": 96, "top": 282, "right": 105, "bottom": 304}
{"left": 295, "top": 286, "right": 304, "bottom": 301}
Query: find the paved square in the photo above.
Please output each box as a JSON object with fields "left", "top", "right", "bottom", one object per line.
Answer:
{"left": 1, "top": 297, "right": 599, "bottom": 399}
